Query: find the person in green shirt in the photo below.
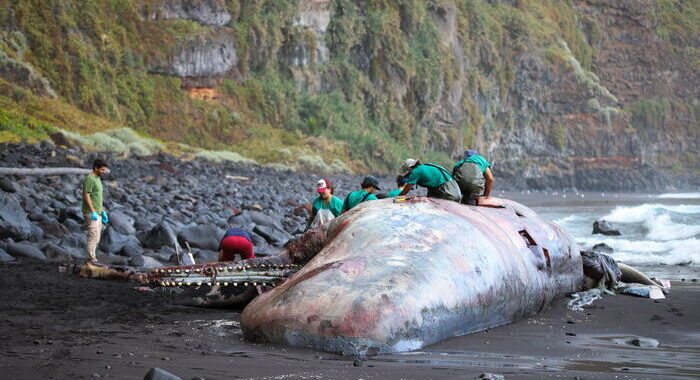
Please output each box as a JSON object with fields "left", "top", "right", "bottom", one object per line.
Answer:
{"left": 82, "top": 159, "right": 109, "bottom": 262}
{"left": 387, "top": 175, "right": 412, "bottom": 197}
{"left": 400, "top": 158, "right": 462, "bottom": 202}
{"left": 307, "top": 178, "right": 343, "bottom": 229}
{"left": 342, "top": 176, "right": 381, "bottom": 212}
{"left": 452, "top": 150, "right": 494, "bottom": 204}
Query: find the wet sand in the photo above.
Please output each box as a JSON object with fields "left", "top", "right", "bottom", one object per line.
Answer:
{"left": 1, "top": 262, "right": 698, "bottom": 380}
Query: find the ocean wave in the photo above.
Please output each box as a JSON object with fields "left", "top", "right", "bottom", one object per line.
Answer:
{"left": 658, "top": 192, "right": 700, "bottom": 199}
{"left": 604, "top": 204, "right": 700, "bottom": 224}
{"left": 646, "top": 214, "right": 700, "bottom": 241}
{"left": 578, "top": 237, "right": 699, "bottom": 266}
{"left": 554, "top": 215, "right": 581, "bottom": 225}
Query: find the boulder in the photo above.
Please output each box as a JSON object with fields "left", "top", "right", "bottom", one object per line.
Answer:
{"left": 254, "top": 245, "right": 276, "bottom": 257}
{"left": 7, "top": 241, "right": 46, "bottom": 260}
{"left": 119, "top": 244, "right": 142, "bottom": 258}
{"left": 109, "top": 210, "right": 136, "bottom": 235}
{"left": 248, "top": 211, "right": 284, "bottom": 230}
{"left": 253, "top": 225, "right": 291, "bottom": 247}
{"left": 44, "top": 243, "right": 85, "bottom": 261}
{"left": 0, "top": 196, "right": 32, "bottom": 240}
{"left": 38, "top": 221, "right": 69, "bottom": 238}
{"left": 194, "top": 249, "right": 218, "bottom": 263}
{"left": 60, "top": 233, "right": 87, "bottom": 251}
{"left": 248, "top": 230, "right": 268, "bottom": 247}
{"left": 476, "top": 374, "right": 505, "bottom": 380}
{"left": 99, "top": 226, "right": 142, "bottom": 254}
{"left": 28, "top": 211, "right": 50, "bottom": 223}
{"left": 62, "top": 218, "right": 83, "bottom": 233}
{"left": 129, "top": 255, "right": 163, "bottom": 271}
{"left": 592, "top": 220, "right": 621, "bottom": 236}
{"left": 228, "top": 212, "right": 253, "bottom": 228}
{"left": 626, "top": 337, "right": 659, "bottom": 348}
{"left": 141, "top": 224, "right": 179, "bottom": 250}
{"left": 58, "top": 208, "right": 83, "bottom": 223}
{"left": 177, "top": 224, "right": 224, "bottom": 251}
{"left": 591, "top": 242, "right": 614, "bottom": 254}
{"left": 146, "top": 251, "right": 173, "bottom": 263}
{"left": 28, "top": 223, "right": 44, "bottom": 241}
{"left": 0, "top": 247, "right": 15, "bottom": 262}
{"left": 0, "top": 177, "right": 17, "bottom": 193}
{"left": 143, "top": 367, "right": 183, "bottom": 380}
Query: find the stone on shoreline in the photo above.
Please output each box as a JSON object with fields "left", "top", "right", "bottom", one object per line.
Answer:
{"left": 0, "top": 247, "right": 15, "bottom": 262}
{"left": 0, "top": 195, "right": 33, "bottom": 241}
{"left": 141, "top": 224, "right": 179, "bottom": 250}
{"left": 7, "top": 241, "right": 46, "bottom": 260}
{"left": 592, "top": 220, "right": 621, "bottom": 236}
{"left": 177, "top": 224, "right": 224, "bottom": 251}
{"left": 143, "top": 367, "right": 182, "bottom": 380}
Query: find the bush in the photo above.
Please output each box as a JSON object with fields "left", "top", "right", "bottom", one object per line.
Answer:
{"left": 59, "top": 127, "right": 165, "bottom": 156}
{"left": 194, "top": 150, "right": 257, "bottom": 164}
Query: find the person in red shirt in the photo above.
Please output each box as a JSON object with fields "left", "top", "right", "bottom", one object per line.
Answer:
{"left": 218, "top": 228, "right": 255, "bottom": 262}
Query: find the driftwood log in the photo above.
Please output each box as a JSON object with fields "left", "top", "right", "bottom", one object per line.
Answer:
{"left": 0, "top": 167, "right": 91, "bottom": 176}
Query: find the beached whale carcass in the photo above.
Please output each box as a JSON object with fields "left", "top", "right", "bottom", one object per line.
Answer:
{"left": 240, "top": 196, "right": 584, "bottom": 355}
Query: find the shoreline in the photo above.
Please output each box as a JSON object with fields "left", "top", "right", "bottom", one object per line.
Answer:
{"left": 0, "top": 262, "right": 698, "bottom": 379}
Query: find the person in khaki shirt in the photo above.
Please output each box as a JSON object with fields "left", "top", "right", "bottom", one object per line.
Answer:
{"left": 82, "top": 159, "right": 109, "bottom": 262}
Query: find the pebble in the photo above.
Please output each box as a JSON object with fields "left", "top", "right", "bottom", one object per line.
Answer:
{"left": 627, "top": 337, "right": 659, "bottom": 348}
{"left": 477, "top": 373, "right": 505, "bottom": 380}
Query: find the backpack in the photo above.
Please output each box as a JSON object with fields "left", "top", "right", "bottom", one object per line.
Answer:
{"left": 452, "top": 160, "right": 485, "bottom": 197}
{"left": 343, "top": 191, "right": 372, "bottom": 211}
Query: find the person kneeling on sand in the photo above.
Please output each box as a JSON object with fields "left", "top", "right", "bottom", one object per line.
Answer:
{"left": 82, "top": 158, "right": 110, "bottom": 263}
{"left": 342, "top": 176, "right": 381, "bottom": 212}
{"left": 219, "top": 228, "right": 255, "bottom": 262}
{"left": 400, "top": 159, "right": 462, "bottom": 202}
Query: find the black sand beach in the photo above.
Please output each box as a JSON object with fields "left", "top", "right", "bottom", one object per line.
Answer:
{"left": 1, "top": 262, "right": 698, "bottom": 380}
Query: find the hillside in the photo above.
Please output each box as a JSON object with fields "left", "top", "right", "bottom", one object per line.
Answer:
{"left": 0, "top": 0, "right": 698, "bottom": 190}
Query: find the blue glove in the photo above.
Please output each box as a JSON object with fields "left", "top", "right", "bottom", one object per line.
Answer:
{"left": 101, "top": 210, "right": 109, "bottom": 224}
{"left": 90, "top": 211, "right": 99, "bottom": 221}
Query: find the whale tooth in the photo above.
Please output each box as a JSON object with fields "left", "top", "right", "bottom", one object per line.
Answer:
{"left": 233, "top": 282, "right": 238, "bottom": 287}
{"left": 244, "top": 282, "right": 249, "bottom": 286}
{"left": 223, "top": 282, "right": 229, "bottom": 286}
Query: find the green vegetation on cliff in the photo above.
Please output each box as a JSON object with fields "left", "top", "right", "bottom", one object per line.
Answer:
{"left": 0, "top": 0, "right": 697, "bottom": 175}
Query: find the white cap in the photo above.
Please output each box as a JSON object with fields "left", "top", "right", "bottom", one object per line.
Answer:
{"left": 402, "top": 158, "right": 419, "bottom": 174}
{"left": 316, "top": 178, "right": 330, "bottom": 193}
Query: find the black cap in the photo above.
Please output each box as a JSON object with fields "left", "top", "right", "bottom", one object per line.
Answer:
{"left": 361, "top": 176, "right": 381, "bottom": 190}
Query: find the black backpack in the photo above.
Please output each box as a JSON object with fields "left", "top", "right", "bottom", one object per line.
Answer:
{"left": 452, "top": 160, "right": 485, "bottom": 197}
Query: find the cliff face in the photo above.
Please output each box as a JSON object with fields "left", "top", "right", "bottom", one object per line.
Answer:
{"left": 0, "top": 0, "right": 697, "bottom": 190}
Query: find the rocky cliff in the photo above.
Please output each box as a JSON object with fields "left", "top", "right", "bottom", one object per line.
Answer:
{"left": 0, "top": 0, "right": 697, "bottom": 190}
